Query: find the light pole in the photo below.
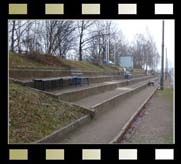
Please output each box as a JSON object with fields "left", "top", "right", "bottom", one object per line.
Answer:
{"left": 160, "top": 20, "right": 165, "bottom": 90}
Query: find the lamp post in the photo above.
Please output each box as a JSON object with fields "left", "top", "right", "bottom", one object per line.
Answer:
{"left": 160, "top": 20, "right": 165, "bottom": 90}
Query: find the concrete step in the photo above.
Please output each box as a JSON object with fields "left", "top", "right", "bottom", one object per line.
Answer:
{"left": 56, "top": 85, "right": 159, "bottom": 143}
{"left": 55, "top": 76, "right": 156, "bottom": 102}
{"left": 9, "top": 68, "right": 121, "bottom": 80}
{"left": 75, "top": 77, "right": 158, "bottom": 117}
{"left": 11, "top": 74, "right": 146, "bottom": 89}
{"left": 88, "top": 74, "right": 145, "bottom": 83}
{"left": 74, "top": 78, "right": 157, "bottom": 109}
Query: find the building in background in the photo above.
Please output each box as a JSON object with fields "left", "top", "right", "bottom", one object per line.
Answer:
{"left": 119, "top": 55, "right": 133, "bottom": 70}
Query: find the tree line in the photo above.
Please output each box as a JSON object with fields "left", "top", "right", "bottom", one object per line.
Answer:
{"left": 8, "top": 20, "right": 160, "bottom": 70}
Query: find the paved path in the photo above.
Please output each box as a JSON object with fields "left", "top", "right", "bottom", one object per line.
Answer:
{"left": 56, "top": 85, "right": 157, "bottom": 143}
{"left": 122, "top": 79, "right": 173, "bottom": 144}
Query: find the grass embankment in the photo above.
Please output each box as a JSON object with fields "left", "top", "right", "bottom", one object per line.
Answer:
{"left": 9, "top": 81, "right": 88, "bottom": 143}
{"left": 9, "top": 52, "right": 46, "bottom": 68}
{"left": 132, "top": 68, "right": 145, "bottom": 73}
{"left": 159, "top": 88, "right": 173, "bottom": 102}
{"left": 158, "top": 88, "right": 173, "bottom": 143}
{"left": 9, "top": 52, "right": 120, "bottom": 71}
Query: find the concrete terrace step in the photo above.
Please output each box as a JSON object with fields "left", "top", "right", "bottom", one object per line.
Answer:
{"left": 53, "top": 76, "right": 156, "bottom": 102}
{"left": 55, "top": 85, "right": 158, "bottom": 143}
{"left": 10, "top": 73, "right": 146, "bottom": 91}
{"left": 9, "top": 68, "right": 121, "bottom": 80}
{"left": 88, "top": 73, "right": 145, "bottom": 83}
{"left": 74, "top": 79, "right": 156, "bottom": 109}
{"left": 75, "top": 77, "right": 158, "bottom": 116}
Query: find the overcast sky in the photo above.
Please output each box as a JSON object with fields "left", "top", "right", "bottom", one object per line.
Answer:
{"left": 113, "top": 19, "right": 175, "bottom": 69}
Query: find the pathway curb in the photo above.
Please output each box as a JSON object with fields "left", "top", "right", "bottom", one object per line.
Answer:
{"left": 109, "top": 85, "right": 159, "bottom": 143}
{"left": 34, "top": 115, "right": 91, "bottom": 143}
{"left": 92, "top": 78, "right": 158, "bottom": 116}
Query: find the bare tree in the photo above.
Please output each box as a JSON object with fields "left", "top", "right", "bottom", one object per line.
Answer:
{"left": 43, "top": 21, "right": 76, "bottom": 58}
{"left": 87, "top": 21, "right": 118, "bottom": 64}
{"left": 21, "top": 20, "right": 39, "bottom": 53}
{"left": 8, "top": 20, "right": 160, "bottom": 70}
{"left": 53, "top": 21, "right": 76, "bottom": 58}
{"left": 131, "top": 33, "right": 159, "bottom": 71}
{"left": 44, "top": 21, "right": 59, "bottom": 55}
{"left": 10, "top": 20, "right": 16, "bottom": 52}
{"left": 77, "top": 20, "right": 95, "bottom": 61}
{"left": 8, "top": 20, "right": 32, "bottom": 53}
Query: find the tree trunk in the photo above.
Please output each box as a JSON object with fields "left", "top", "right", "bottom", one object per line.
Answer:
{"left": 79, "top": 43, "right": 82, "bottom": 61}
{"left": 79, "top": 21, "right": 85, "bottom": 61}
{"left": 79, "top": 30, "right": 83, "bottom": 61}
{"left": 11, "top": 21, "right": 16, "bottom": 52}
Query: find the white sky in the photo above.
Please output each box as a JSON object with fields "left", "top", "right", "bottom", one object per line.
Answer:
{"left": 112, "top": 19, "right": 175, "bottom": 69}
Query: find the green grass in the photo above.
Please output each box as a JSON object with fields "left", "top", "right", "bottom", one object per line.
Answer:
{"left": 9, "top": 81, "right": 88, "bottom": 143}
{"left": 9, "top": 52, "right": 46, "bottom": 68}
{"left": 163, "top": 133, "right": 173, "bottom": 144}
{"left": 159, "top": 88, "right": 173, "bottom": 101}
{"left": 9, "top": 52, "right": 120, "bottom": 71}
{"left": 133, "top": 68, "right": 145, "bottom": 73}
{"left": 62, "top": 59, "right": 120, "bottom": 71}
